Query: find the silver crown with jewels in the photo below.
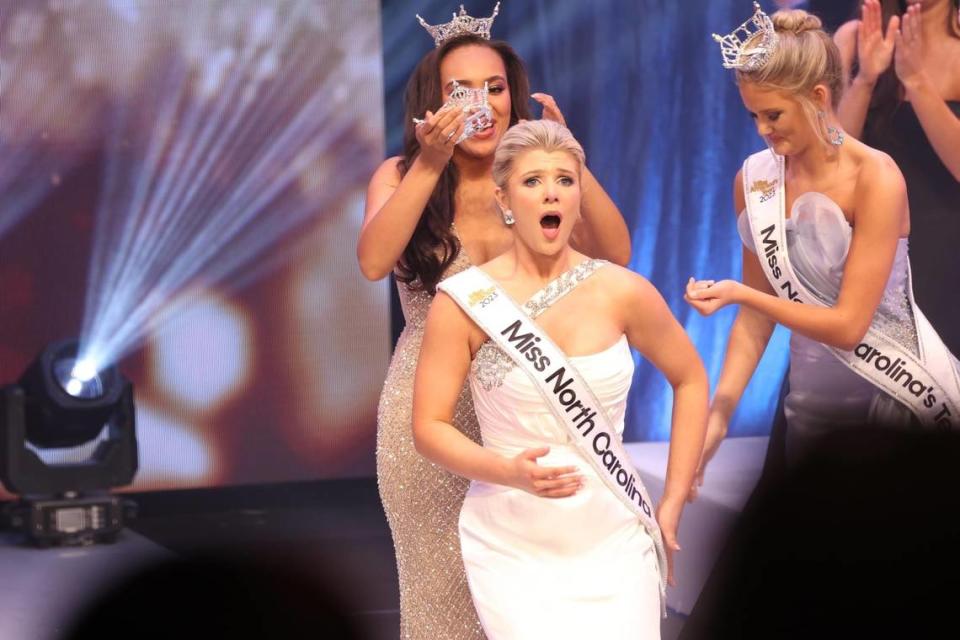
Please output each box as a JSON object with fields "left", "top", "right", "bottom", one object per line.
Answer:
{"left": 412, "top": 80, "right": 493, "bottom": 144}
{"left": 712, "top": 2, "right": 779, "bottom": 71}
{"left": 416, "top": 2, "right": 500, "bottom": 48}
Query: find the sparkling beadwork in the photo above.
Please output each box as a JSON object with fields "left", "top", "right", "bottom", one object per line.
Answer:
{"left": 377, "top": 244, "right": 485, "bottom": 639}
{"left": 874, "top": 251, "right": 920, "bottom": 357}
{"left": 471, "top": 259, "right": 607, "bottom": 390}
{"left": 472, "top": 341, "right": 515, "bottom": 392}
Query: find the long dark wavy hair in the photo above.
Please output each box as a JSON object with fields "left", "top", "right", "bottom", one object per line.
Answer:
{"left": 395, "top": 35, "right": 532, "bottom": 294}
{"left": 854, "top": 0, "right": 960, "bottom": 140}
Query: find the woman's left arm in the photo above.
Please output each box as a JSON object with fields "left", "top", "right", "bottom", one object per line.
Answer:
{"left": 895, "top": 8, "right": 960, "bottom": 181}
{"left": 622, "top": 270, "right": 709, "bottom": 584}
{"left": 534, "top": 93, "right": 632, "bottom": 265}
{"left": 687, "top": 157, "right": 907, "bottom": 351}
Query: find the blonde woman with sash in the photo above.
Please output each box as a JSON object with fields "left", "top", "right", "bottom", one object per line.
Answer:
{"left": 412, "top": 120, "right": 708, "bottom": 639}
{"left": 687, "top": 5, "right": 960, "bottom": 490}
{"left": 361, "top": 7, "right": 632, "bottom": 637}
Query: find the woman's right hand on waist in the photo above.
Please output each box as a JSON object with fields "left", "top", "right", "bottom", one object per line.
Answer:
{"left": 502, "top": 446, "right": 584, "bottom": 498}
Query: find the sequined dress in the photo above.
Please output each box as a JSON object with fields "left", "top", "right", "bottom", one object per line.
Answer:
{"left": 738, "top": 191, "right": 960, "bottom": 463}
{"left": 864, "top": 101, "right": 960, "bottom": 354}
{"left": 453, "top": 260, "right": 662, "bottom": 639}
{"left": 376, "top": 245, "right": 485, "bottom": 639}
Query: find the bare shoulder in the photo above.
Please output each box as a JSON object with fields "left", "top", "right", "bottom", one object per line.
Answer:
{"left": 594, "top": 262, "right": 663, "bottom": 306}
{"left": 363, "top": 155, "right": 405, "bottom": 224}
{"left": 430, "top": 288, "right": 472, "bottom": 324}
{"left": 369, "top": 155, "right": 403, "bottom": 187}
{"left": 428, "top": 289, "right": 486, "bottom": 345}
{"left": 848, "top": 144, "right": 907, "bottom": 228}
{"left": 855, "top": 144, "right": 906, "bottom": 195}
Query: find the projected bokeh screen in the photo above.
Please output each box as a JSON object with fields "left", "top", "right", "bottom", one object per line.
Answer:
{"left": 0, "top": 0, "right": 390, "bottom": 495}
{"left": 1, "top": 0, "right": 796, "bottom": 497}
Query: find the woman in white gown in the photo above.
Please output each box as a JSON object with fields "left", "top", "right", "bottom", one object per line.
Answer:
{"left": 413, "top": 120, "right": 708, "bottom": 639}
{"left": 687, "top": 6, "right": 960, "bottom": 488}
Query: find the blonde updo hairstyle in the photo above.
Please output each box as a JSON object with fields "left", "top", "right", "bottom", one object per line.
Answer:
{"left": 737, "top": 10, "right": 844, "bottom": 150}
{"left": 492, "top": 119, "right": 586, "bottom": 191}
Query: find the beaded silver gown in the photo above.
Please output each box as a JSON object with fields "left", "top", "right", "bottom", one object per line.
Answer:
{"left": 376, "top": 245, "right": 485, "bottom": 639}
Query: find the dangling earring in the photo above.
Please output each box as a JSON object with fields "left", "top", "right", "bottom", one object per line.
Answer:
{"left": 827, "top": 125, "right": 844, "bottom": 146}
{"left": 818, "top": 110, "right": 844, "bottom": 146}
{"left": 502, "top": 209, "right": 515, "bottom": 226}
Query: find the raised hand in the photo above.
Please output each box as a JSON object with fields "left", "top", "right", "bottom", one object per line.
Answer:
{"left": 506, "top": 447, "right": 583, "bottom": 498}
{"left": 894, "top": 4, "right": 927, "bottom": 91}
{"left": 856, "top": 0, "right": 899, "bottom": 84}
{"left": 532, "top": 93, "right": 567, "bottom": 127}
{"left": 414, "top": 105, "right": 466, "bottom": 170}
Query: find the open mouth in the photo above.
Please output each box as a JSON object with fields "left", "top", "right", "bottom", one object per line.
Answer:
{"left": 472, "top": 125, "right": 495, "bottom": 139}
{"left": 540, "top": 214, "right": 561, "bottom": 229}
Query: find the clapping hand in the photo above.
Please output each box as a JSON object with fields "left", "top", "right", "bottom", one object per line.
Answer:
{"left": 856, "top": 0, "right": 899, "bottom": 85}
{"left": 894, "top": 3, "right": 928, "bottom": 91}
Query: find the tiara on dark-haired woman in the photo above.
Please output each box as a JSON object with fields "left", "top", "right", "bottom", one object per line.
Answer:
{"left": 416, "top": 2, "right": 500, "bottom": 48}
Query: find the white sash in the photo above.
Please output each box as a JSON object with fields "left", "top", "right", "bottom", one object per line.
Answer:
{"left": 743, "top": 150, "right": 960, "bottom": 428}
{"left": 438, "top": 265, "right": 668, "bottom": 608}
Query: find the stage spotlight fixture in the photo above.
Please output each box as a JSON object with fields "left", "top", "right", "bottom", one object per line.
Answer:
{"left": 0, "top": 339, "right": 138, "bottom": 546}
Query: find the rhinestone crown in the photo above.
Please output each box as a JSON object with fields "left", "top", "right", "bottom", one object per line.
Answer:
{"left": 712, "top": 2, "right": 779, "bottom": 71}
{"left": 411, "top": 80, "right": 493, "bottom": 144}
{"left": 416, "top": 3, "right": 500, "bottom": 48}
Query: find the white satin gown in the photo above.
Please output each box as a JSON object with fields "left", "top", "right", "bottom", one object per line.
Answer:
{"left": 458, "top": 262, "right": 661, "bottom": 640}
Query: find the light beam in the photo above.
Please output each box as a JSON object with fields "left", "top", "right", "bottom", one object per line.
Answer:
{"left": 76, "top": 0, "right": 383, "bottom": 370}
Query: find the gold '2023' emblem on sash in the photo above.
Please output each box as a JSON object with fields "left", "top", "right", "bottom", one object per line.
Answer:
{"left": 468, "top": 286, "right": 497, "bottom": 307}
{"left": 750, "top": 178, "right": 777, "bottom": 203}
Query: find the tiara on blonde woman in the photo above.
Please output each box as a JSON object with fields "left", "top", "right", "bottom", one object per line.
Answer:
{"left": 712, "top": 2, "right": 779, "bottom": 71}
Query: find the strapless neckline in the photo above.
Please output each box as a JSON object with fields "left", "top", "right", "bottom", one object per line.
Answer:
{"left": 784, "top": 191, "right": 850, "bottom": 227}
{"left": 567, "top": 334, "right": 630, "bottom": 361}
{"left": 736, "top": 189, "right": 913, "bottom": 342}
{"left": 739, "top": 191, "right": 850, "bottom": 225}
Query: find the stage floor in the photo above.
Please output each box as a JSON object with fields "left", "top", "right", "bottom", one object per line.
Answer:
{"left": 0, "top": 528, "right": 171, "bottom": 640}
{"left": 0, "top": 438, "right": 769, "bottom": 639}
